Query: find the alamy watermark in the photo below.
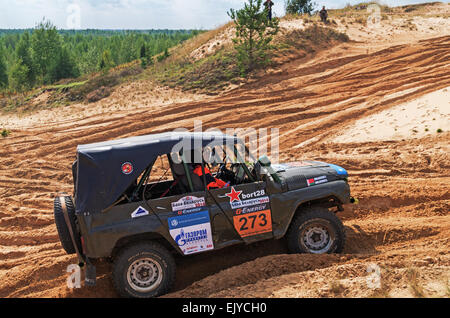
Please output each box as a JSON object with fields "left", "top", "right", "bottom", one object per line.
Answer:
{"left": 169, "top": 121, "right": 280, "bottom": 166}
{"left": 67, "top": 264, "right": 82, "bottom": 289}
{"left": 66, "top": 2, "right": 81, "bottom": 29}
{"left": 366, "top": 263, "right": 381, "bottom": 289}
{"left": 367, "top": 4, "right": 382, "bottom": 29}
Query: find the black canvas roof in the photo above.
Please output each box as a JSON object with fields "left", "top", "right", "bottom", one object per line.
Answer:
{"left": 75, "top": 132, "right": 240, "bottom": 214}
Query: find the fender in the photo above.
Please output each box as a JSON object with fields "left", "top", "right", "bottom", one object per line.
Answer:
{"left": 271, "top": 180, "right": 350, "bottom": 239}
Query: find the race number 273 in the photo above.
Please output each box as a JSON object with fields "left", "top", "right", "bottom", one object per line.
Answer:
{"left": 233, "top": 210, "right": 272, "bottom": 238}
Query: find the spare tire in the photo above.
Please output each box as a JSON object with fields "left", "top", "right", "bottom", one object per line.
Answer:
{"left": 54, "top": 196, "right": 82, "bottom": 255}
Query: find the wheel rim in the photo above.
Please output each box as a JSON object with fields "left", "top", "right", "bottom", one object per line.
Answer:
{"left": 299, "top": 221, "right": 334, "bottom": 254}
{"left": 127, "top": 258, "right": 163, "bottom": 293}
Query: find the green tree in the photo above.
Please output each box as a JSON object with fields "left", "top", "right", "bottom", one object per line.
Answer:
{"left": 0, "top": 49, "right": 8, "bottom": 89}
{"left": 9, "top": 58, "right": 29, "bottom": 92}
{"left": 48, "top": 46, "right": 80, "bottom": 82}
{"left": 228, "top": 0, "right": 279, "bottom": 76}
{"left": 15, "top": 31, "right": 36, "bottom": 85}
{"left": 31, "top": 20, "right": 63, "bottom": 84}
{"left": 78, "top": 46, "right": 100, "bottom": 75}
{"left": 140, "top": 43, "right": 151, "bottom": 69}
{"left": 0, "top": 28, "right": 200, "bottom": 91}
{"left": 285, "top": 0, "right": 316, "bottom": 15}
{"left": 99, "top": 49, "right": 115, "bottom": 72}
{"left": 140, "top": 43, "right": 147, "bottom": 59}
{"left": 157, "top": 47, "right": 170, "bottom": 62}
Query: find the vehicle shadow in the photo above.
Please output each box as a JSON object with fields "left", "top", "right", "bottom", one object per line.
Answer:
{"left": 67, "top": 226, "right": 377, "bottom": 297}
{"left": 173, "top": 238, "right": 289, "bottom": 292}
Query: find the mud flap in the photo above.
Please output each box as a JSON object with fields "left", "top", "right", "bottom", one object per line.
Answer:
{"left": 59, "top": 195, "right": 97, "bottom": 286}
{"left": 85, "top": 261, "right": 97, "bottom": 287}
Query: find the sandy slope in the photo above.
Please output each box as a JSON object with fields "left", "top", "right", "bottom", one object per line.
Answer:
{"left": 0, "top": 9, "right": 449, "bottom": 298}
{"left": 333, "top": 87, "right": 449, "bottom": 143}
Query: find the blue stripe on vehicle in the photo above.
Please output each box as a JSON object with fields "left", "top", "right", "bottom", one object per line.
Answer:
{"left": 328, "top": 164, "right": 348, "bottom": 177}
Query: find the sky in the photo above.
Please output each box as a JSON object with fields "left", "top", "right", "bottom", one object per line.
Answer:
{"left": 0, "top": 0, "right": 445, "bottom": 30}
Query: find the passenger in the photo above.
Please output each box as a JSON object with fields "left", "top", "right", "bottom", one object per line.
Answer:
{"left": 193, "top": 164, "right": 229, "bottom": 190}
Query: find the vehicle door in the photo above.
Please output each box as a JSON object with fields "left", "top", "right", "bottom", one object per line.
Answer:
{"left": 208, "top": 179, "right": 274, "bottom": 244}
{"left": 145, "top": 155, "right": 214, "bottom": 256}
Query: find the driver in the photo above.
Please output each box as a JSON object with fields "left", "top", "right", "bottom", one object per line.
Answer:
{"left": 191, "top": 148, "right": 230, "bottom": 190}
{"left": 193, "top": 164, "right": 229, "bottom": 190}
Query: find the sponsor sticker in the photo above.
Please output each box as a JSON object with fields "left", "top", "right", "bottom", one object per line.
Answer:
{"left": 225, "top": 187, "right": 273, "bottom": 238}
{"left": 225, "top": 187, "right": 266, "bottom": 204}
{"left": 131, "top": 206, "right": 149, "bottom": 218}
{"left": 307, "top": 175, "right": 328, "bottom": 187}
{"left": 231, "top": 196, "right": 270, "bottom": 210}
{"left": 233, "top": 207, "right": 272, "bottom": 238}
{"left": 168, "top": 210, "right": 214, "bottom": 255}
{"left": 225, "top": 187, "right": 242, "bottom": 203}
{"left": 121, "top": 162, "right": 133, "bottom": 175}
{"left": 171, "top": 196, "right": 206, "bottom": 212}
{"left": 175, "top": 207, "right": 204, "bottom": 216}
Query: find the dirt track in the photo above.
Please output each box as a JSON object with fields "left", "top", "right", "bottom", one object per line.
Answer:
{"left": 0, "top": 19, "right": 449, "bottom": 297}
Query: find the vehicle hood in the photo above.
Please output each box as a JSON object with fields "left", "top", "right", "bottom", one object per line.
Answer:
{"left": 271, "top": 161, "right": 348, "bottom": 191}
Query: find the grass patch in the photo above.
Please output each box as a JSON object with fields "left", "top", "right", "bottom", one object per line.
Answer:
{"left": 277, "top": 25, "right": 349, "bottom": 54}
{"left": 1, "top": 129, "right": 11, "bottom": 138}
{"left": 47, "top": 81, "right": 88, "bottom": 91}
{"left": 0, "top": 62, "right": 143, "bottom": 112}
{"left": 66, "top": 63, "right": 143, "bottom": 103}
{"left": 156, "top": 48, "right": 241, "bottom": 93}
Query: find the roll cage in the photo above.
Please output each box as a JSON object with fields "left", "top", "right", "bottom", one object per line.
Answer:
{"left": 122, "top": 141, "right": 257, "bottom": 205}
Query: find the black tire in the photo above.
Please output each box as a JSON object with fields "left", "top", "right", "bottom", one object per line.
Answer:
{"left": 54, "top": 196, "right": 82, "bottom": 255}
{"left": 287, "top": 206, "right": 346, "bottom": 254}
{"left": 112, "top": 242, "right": 176, "bottom": 298}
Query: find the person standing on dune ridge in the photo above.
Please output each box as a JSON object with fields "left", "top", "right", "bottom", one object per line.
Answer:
{"left": 265, "top": 0, "right": 275, "bottom": 21}
{"left": 320, "top": 6, "right": 328, "bottom": 23}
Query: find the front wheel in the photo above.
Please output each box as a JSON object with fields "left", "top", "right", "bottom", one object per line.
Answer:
{"left": 112, "top": 242, "right": 176, "bottom": 298}
{"left": 287, "top": 207, "right": 346, "bottom": 254}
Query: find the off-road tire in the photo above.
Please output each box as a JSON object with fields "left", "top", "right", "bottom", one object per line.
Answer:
{"left": 54, "top": 196, "right": 82, "bottom": 255}
{"left": 112, "top": 242, "right": 176, "bottom": 298}
{"left": 287, "top": 207, "right": 346, "bottom": 254}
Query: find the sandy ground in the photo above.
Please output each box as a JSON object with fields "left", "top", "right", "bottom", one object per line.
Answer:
{"left": 0, "top": 7, "right": 449, "bottom": 298}
{"left": 333, "top": 87, "right": 449, "bottom": 143}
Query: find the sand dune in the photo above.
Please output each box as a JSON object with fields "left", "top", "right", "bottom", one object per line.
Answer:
{"left": 0, "top": 5, "right": 449, "bottom": 298}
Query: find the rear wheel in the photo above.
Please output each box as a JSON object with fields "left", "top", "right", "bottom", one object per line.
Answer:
{"left": 112, "top": 242, "right": 176, "bottom": 298}
{"left": 287, "top": 207, "right": 346, "bottom": 254}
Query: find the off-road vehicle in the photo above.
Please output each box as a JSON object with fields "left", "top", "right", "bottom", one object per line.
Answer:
{"left": 54, "top": 132, "right": 354, "bottom": 298}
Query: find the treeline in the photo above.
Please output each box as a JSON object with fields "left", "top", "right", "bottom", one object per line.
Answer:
{"left": 0, "top": 20, "right": 201, "bottom": 92}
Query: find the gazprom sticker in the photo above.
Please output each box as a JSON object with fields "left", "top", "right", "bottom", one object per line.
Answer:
{"left": 168, "top": 210, "right": 214, "bottom": 255}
